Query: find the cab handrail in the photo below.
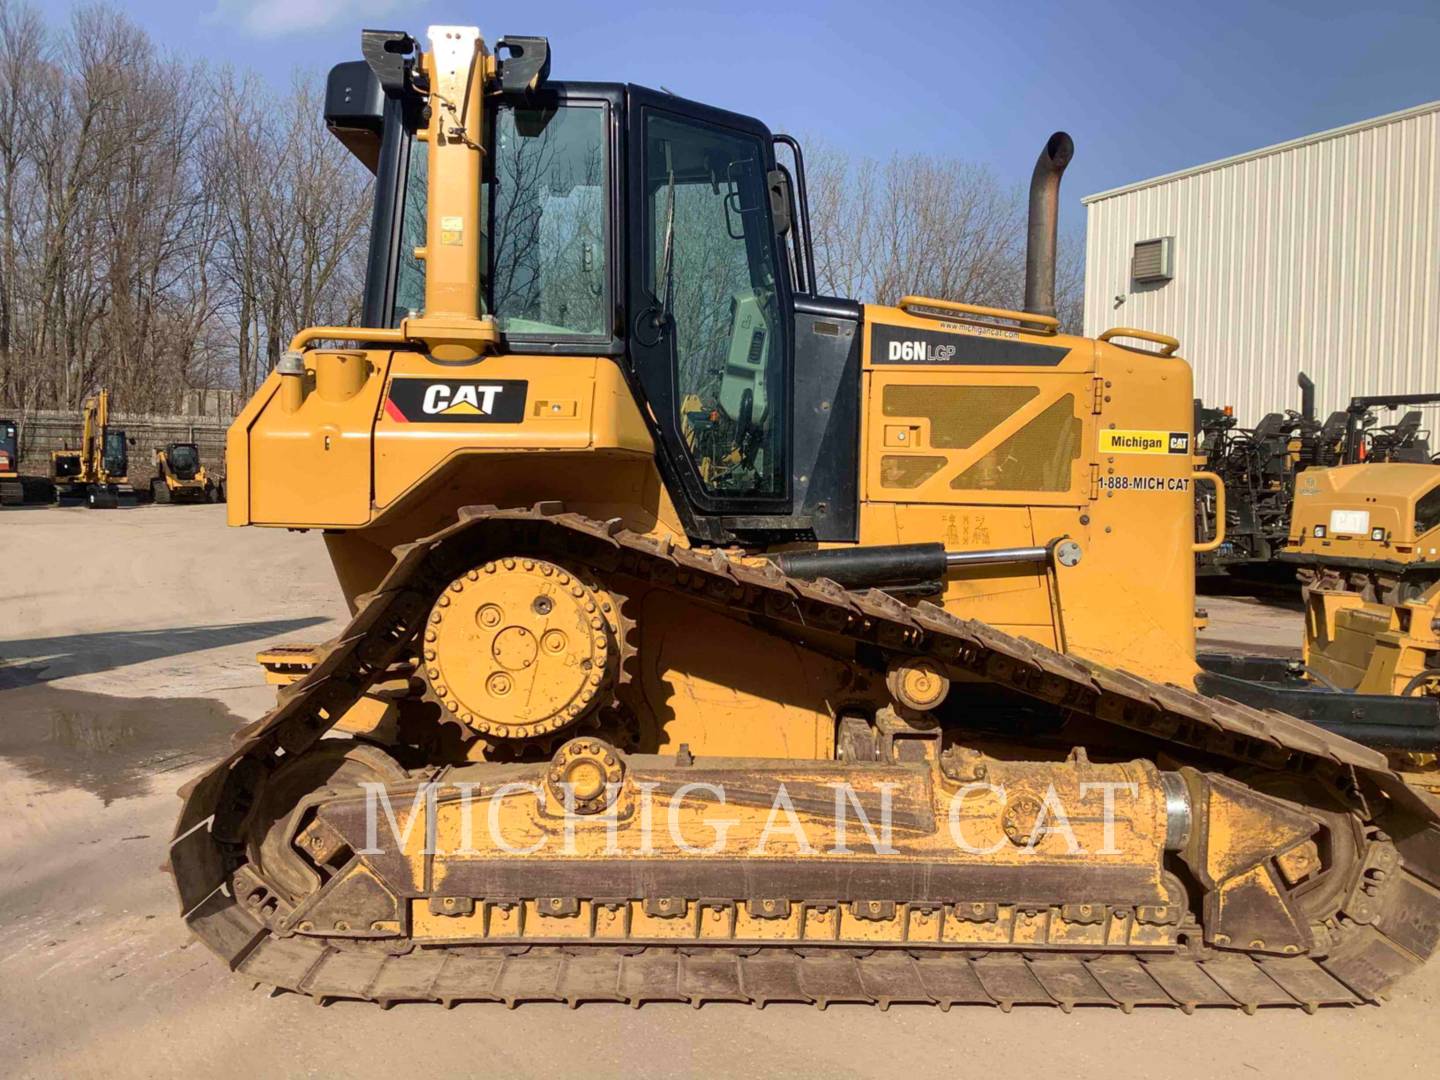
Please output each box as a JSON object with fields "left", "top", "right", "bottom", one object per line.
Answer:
{"left": 1098, "top": 326, "right": 1181, "bottom": 357}
{"left": 899, "top": 296, "right": 1060, "bottom": 333}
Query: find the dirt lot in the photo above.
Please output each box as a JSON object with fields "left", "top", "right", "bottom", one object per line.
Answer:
{"left": 1, "top": 505, "right": 1436, "bottom": 1079}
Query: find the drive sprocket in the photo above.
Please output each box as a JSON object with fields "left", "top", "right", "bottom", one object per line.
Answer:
{"left": 421, "top": 557, "right": 623, "bottom": 741}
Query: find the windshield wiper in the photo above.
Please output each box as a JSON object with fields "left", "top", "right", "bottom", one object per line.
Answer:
{"left": 655, "top": 142, "right": 677, "bottom": 333}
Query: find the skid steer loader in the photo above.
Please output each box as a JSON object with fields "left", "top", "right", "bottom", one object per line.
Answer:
{"left": 147, "top": 442, "right": 215, "bottom": 504}
{"left": 170, "top": 26, "right": 1440, "bottom": 1010}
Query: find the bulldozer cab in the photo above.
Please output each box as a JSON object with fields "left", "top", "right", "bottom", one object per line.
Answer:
{"left": 327, "top": 40, "right": 845, "bottom": 543}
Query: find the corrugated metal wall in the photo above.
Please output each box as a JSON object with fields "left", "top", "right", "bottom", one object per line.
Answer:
{"left": 1083, "top": 102, "right": 1440, "bottom": 425}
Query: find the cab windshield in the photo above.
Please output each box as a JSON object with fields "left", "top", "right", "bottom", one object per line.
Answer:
{"left": 169, "top": 444, "right": 199, "bottom": 478}
{"left": 388, "top": 101, "right": 609, "bottom": 340}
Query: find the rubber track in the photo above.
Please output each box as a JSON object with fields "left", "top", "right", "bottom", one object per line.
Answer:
{"left": 172, "top": 504, "right": 1440, "bottom": 1008}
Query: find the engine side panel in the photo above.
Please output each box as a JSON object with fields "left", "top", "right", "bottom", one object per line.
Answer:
{"left": 857, "top": 306, "right": 1198, "bottom": 684}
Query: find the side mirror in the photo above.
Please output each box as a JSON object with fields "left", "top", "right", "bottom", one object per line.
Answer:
{"left": 767, "top": 168, "right": 792, "bottom": 237}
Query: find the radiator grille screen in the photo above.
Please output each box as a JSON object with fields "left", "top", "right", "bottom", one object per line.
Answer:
{"left": 950, "top": 394, "right": 1081, "bottom": 492}
{"left": 882, "top": 385, "right": 1038, "bottom": 449}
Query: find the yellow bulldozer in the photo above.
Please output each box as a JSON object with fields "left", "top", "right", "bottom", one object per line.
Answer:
{"left": 1287, "top": 460, "right": 1440, "bottom": 606}
{"left": 49, "top": 389, "right": 131, "bottom": 509}
{"left": 170, "top": 26, "right": 1440, "bottom": 1010}
{"left": 1199, "top": 461, "right": 1440, "bottom": 791}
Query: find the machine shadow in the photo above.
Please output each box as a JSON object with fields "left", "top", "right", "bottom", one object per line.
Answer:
{"left": 0, "top": 617, "right": 330, "bottom": 689}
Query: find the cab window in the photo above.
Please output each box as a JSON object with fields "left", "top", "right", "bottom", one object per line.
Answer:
{"left": 169, "top": 445, "right": 199, "bottom": 473}
{"left": 390, "top": 145, "right": 428, "bottom": 325}
{"left": 489, "top": 103, "right": 608, "bottom": 339}
{"left": 387, "top": 103, "right": 609, "bottom": 337}
{"left": 1416, "top": 484, "right": 1440, "bottom": 536}
{"left": 102, "top": 431, "right": 127, "bottom": 477}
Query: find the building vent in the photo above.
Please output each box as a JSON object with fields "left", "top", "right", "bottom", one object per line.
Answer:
{"left": 1131, "top": 237, "right": 1174, "bottom": 283}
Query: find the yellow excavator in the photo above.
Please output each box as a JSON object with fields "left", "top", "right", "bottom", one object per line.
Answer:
{"left": 171, "top": 26, "right": 1440, "bottom": 1010}
{"left": 49, "top": 389, "right": 131, "bottom": 509}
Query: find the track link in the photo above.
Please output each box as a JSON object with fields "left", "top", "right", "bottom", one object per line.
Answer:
{"left": 243, "top": 942, "right": 1364, "bottom": 1013}
{"left": 171, "top": 504, "right": 1440, "bottom": 1008}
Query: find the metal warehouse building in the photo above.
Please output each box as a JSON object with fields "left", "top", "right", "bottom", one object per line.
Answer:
{"left": 1082, "top": 101, "right": 1440, "bottom": 424}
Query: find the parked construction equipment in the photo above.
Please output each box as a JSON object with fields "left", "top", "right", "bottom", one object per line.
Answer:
{"left": 1200, "top": 460, "right": 1440, "bottom": 787}
{"left": 0, "top": 417, "right": 53, "bottom": 506}
{"left": 49, "top": 390, "right": 132, "bottom": 509}
{"left": 147, "top": 442, "right": 215, "bottom": 504}
{"left": 168, "top": 26, "right": 1440, "bottom": 1010}
{"left": 1195, "top": 377, "right": 1440, "bottom": 582}
{"left": 1286, "top": 461, "right": 1440, "bottom": 602}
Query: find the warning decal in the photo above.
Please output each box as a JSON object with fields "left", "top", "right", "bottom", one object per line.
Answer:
{"left": 1099, "top": 429, "right": 1191, "bottom": 455}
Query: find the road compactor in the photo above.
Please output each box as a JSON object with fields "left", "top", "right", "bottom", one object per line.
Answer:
{"left": 171, "top": 26, "right": 1440, "bottom": 1009}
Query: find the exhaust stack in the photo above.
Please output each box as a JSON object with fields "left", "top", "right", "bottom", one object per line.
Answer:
{"left": 1024, "top": 131, "right": 1074, "bottom": 320}
{"left": 1298, "top": 372, "right": 1316, "bottom": 421}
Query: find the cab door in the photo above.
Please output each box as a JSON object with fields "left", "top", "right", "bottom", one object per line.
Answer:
{"left": 624, "top": 87, "right": 795, "bottom": 536}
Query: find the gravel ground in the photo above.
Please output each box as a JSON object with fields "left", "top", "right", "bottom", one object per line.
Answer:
{"left": 1, "top": 504, "right": 1435, "bottom": 1079}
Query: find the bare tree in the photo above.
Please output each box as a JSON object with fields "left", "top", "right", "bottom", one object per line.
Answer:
{"left": 807, "top": 139, "right": 1085, "bottom": 331}
{"left": 0, "top": 1, "right": 371, "bottom": 413}
{"left": 0, "top": 1, "right": 1086, "bottom": 419}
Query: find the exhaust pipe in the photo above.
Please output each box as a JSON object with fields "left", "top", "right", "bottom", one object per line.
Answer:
{"left": 1298, "top": 371, "right": 1316, "bottom": 421}
{"left": 1023, "top": 131, "right": 1075, "bottom": 320}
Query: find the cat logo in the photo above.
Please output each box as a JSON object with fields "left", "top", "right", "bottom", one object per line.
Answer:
{"left": 423, "top": 383, "right": 502, "bottom": 416}
{"left": 384, "top": 377, "right": 528, "bottom": 424}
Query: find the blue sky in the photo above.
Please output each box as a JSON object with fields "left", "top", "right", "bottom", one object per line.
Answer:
{"left": 101, "top": 0, "right": 1438, "bottom": 229}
